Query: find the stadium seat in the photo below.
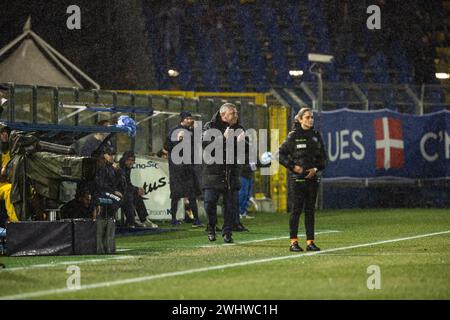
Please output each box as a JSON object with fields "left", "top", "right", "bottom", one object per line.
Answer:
{"left": 345, "top": 53, "right": 365, "bottom": 83}
{"left": 236, "top": 4, "right": 268, "bottom": 92}
{"left": 188, "top": 4, "right": 218, "bottom": 91}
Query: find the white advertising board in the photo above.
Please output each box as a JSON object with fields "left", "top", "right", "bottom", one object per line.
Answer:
{"left": 130, "top": 156, "right": 184, "bottom": 221}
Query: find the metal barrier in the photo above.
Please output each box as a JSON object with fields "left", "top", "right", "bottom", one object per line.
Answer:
{"left": 0, "top": 84, "right": 274, "bottom": 204}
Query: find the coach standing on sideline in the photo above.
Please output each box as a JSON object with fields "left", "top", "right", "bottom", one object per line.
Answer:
{"left": 278, "top": 107, "right": 327, "bottom": 252}
{"left": 202, "top": 103, "right": 246, "bottom": 244}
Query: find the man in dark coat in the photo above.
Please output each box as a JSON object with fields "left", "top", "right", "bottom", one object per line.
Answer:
{"left": 165, "top": 111, "right": 203, "bottom": 227}
{"left": 93, "top": 147, "right": 125, "bottom": 219}
{"left": 60, "top": 188, "right": 96, "bottom": 219}
{"left": 202, "top": 103, "right": 248, "bottom": 243}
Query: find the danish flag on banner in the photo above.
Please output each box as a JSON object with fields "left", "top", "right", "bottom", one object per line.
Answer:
{"left": 373, "top": 117, "right": 405, "bottom": 170}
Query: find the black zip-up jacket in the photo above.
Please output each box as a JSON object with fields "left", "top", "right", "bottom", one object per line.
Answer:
{"left": 202, "top": 111, "right": 246, "bottom": 190}
{"left": 118, "top": 151, "right": 137, "bottom": 195}
{"left": 278, "top": 123, "right": 327, "bottom": 180}
{"left": 95, "top": 161, "right": 125, "bottom": 196}
{"left": 164, "top": 124, "right": 202, "bottom": 198}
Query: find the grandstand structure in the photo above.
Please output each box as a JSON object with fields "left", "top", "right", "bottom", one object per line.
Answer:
{"left": 144, "top": 0, "right": 450, "bottom": 114}
{"left": 1, "top": 1, "right": 449, "bottom": 210}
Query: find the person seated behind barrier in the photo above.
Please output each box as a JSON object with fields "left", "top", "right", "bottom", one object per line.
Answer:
{"left": 78, "top": 119, "right": 113, "bottom": 157}
{"left": 0, "top": 85, "right": 8, "bottom": 118}
{"left": 60, "top": 188, "right": 96, "bottom": 219}
{"left": 93, "top": 147, "right": 124, "bottom": 219}
{"left": 156, "top": 148, "right": 168, "bottom": 159}
{"left": 0, "top": 182, "right": 18, "bottom": 223}
{"left": 118, "top": 151, "right": 158, "bottom": 228}
{"left": 0, "top": 125, "right": 18, "bottom": 222}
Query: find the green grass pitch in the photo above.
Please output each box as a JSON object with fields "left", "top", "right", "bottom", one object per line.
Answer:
{"left": 0, "top": 208, "right": 449, "bottom": 300}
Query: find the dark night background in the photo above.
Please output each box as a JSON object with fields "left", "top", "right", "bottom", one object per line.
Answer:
{"left": 0, "top": 0, "right": 156, "bottom": 89}
{"left": 0, "top": 1, "right": 448, "bottom": 91}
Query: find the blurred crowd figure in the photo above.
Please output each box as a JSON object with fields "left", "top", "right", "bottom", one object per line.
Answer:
{"left": 328, "top": 0, "right": 446, "bottom": 85}
{"left": 164, "top": 110, "right": 203, "bottom": 228}
{"left": 0, "top": 124, "right": 18, "bottom": 227}
{"left": 118, "top": 151, "right": 158, "bottom": 228}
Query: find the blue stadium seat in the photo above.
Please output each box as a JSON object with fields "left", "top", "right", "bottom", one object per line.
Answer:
{"left": 236, "top": 3, "right": 269, "bottom": 91}
{"left": 281, "top": 1, "right": 314, "bottom": 82}
{"left": 259, "top": 0, "right": 291, "bottom": 87}
{"left": 188, "top": 4, "right": 218, "bottom": 91}
{"left": 227, "top": 50, "right": 245, "bottom": 92}
{"left": 142, "top": 6, "right": 169, "bottom": 89}
{"left": 345, "top": 53, "right": 365, "bottom": 83}
{"left": 390, "top": 44, "right": 413, "bottom": 84}
{"left": 306, "top": 0, "right": 331, "bottom": 54}
{"left": 368, "top": 51, "right": 390, "bottom": 84}
{"left": 426, "top": 87, "right": 445, "bottom": 113}
{"left": 175, "top": 49, "right": 195, "bottom": 91}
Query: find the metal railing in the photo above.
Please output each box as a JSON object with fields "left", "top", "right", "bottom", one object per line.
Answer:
{"left": 281, "top": 82, "right": 450, "bottom": 114}
{"left": 0, "top": 83, "right": 272, "bottom": 196}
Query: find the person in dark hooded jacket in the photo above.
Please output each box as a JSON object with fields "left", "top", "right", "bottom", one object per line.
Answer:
{"left": 93, "top": 147, "right": 125, "bottom": 219}
{"left": 278, "top": 107, "right": 327, "bottom": 253}
{"left": 118, "top": 151, "right": 158, "bottom": 228}
{"left": 202, "top": 103, "right": 248, "bottom": 243}
{"left": 165, "top": 111, "right": 203, "bottom": 227}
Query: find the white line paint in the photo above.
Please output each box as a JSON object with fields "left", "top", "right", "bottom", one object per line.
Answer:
{"left": 197, "top": 230, "right": 341, "bottom": 248}
{"left": 1, "top": 230, "right": 449, "bottom": 300}
{"left": 116, "top": 230, "right": 341, "bottom": 250}
{"left": 0, "top": 256, "right": 134, "bottom": 273}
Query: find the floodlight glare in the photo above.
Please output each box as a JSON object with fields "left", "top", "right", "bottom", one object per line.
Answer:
{"left": 168, "top": 69, "right": 180, "bottom": 77}
{"left": 289, "top": 70, "right": 304, "bottom": 77}
{"left": 308, "top": 53, "right": 334, "bottom": 63}
{"left": 435, "top": 72, "right": 449, "bottom": 80}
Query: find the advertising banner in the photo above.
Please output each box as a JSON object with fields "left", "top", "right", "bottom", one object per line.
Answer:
{"left": 130, "top": 156, "right": 184, "bottom": 221}
{"left": 319, "top": 109, "right": 449, "bottom": 179}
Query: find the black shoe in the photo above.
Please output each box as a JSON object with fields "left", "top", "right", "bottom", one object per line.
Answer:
{"left": 233, "top": 223, "right": 249, "bottom": 232}
{"left": 192, "top": 219, "right": 204, "bottom": 228}
{"left": 289, "top": 242, "right": 304, "bottom": 252}
{"left": 171, "top": 220, "right": 182, "bottom": 227}
{"left": 223, "top": 233, "right": 233, "bottom": 244}
{"left": 133, "top": 221, "right": 145, "bottom": 228}
{"left": 208, "top": 232, "right": 216, "bottom": 242}
{"left": 205, "top": 225, "right": 222, "bottom": 232}
{"left": 306, "top": 243, "right": 321, "bottom": 251}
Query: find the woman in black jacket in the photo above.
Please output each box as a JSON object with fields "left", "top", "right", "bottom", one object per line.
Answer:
{"left": 278, "top": 107, "right": 327, "bottom": 252}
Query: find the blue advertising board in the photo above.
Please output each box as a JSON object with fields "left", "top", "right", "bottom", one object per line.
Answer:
{"left": 318, "top": 109, "right": 449, "bottom": 179}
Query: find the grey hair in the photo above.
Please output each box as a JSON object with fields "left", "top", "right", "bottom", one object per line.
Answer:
{"left": 294, "top": 107, "right": 312, "bottom": 121}
{"left": 219, "top": 103, "right": 236, "bottom": 114}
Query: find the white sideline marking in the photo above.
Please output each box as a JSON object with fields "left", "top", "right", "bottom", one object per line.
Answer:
{"left": 115, "top": 230, "right": 341, "bottom": 250}
{"left": 1, "top": 230, "right": 449, "bottom": 300}
{"left": 0, "top": 256, "right": 134, "bottom": 272}
{"left": 197, "top": 230, "right": 341, "bottom": 248}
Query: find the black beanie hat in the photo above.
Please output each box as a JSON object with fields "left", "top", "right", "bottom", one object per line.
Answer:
{"left": 180, "top": 110, "right": 192, "bottom": 121}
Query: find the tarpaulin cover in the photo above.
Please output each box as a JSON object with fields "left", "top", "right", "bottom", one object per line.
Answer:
{"left": 6, "top": 219, "right": 115, "bottom": 256}
{"left": 7, "top": 220, "right": 72, "bottom": 256}
{"left": 73, "top": 219, "right": 116, "bottom": 255}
